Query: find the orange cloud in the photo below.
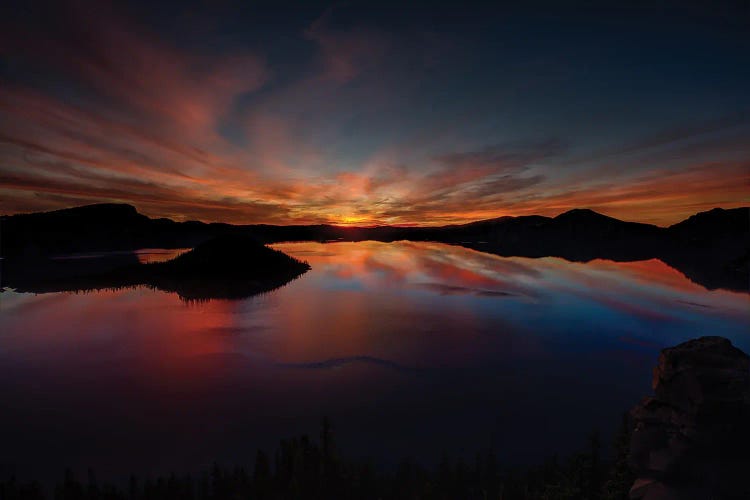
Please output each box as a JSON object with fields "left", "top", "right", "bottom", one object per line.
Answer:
{"left": 1, "top": 2, "right": 748, "bottom": 227}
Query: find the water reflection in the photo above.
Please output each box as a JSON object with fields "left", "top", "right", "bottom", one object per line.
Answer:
{"left": 48, "top": 248, "right": 189, "bottom": 264}
{"left": 0, "top": 241, "right": 747, "bottom": 482}
{"left": 133, "top": 248, "right": 190, "bottom": 264}
{"left": 1, "top": 235, "right": 309, "bottom": 300}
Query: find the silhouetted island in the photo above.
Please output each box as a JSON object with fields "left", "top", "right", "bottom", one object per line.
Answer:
{"left": 140, "top": 234, "right": 311, "bottom": 300}
{"left": 1, "top": 204, "right": 748, "bottom": 293}
{"left": 0, "top": 234, "right": 310, "bottom": 300}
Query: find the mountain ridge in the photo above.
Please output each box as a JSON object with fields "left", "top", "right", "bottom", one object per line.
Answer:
{"left": 7, "top": 202, "right": 735, "bottom": 229}
{"left": 1, "top": 204, "right": 748, "bottom": 292}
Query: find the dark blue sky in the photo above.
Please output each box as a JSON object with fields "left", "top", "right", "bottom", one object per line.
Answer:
{"left": 1, "top": 0, "right": 748, "bottom": 224}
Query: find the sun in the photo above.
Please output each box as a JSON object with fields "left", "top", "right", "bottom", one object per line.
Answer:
{"left": 340, "top": 215, "right": 367, "bottom": 225}
{"left": 333, "top": 212, "right": 376, "bottom": 225}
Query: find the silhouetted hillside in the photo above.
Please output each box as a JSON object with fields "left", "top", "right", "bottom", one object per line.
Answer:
{"left": 668, "top": 207, "right": 749, "bottom": 243}
{"left": 397, "top": 209, "right": 667, "bottom": 262}
{"left": 661, "top": 207, "right": 750, "bottom": 291}
{"left": 2, "top": 204, "right": 748, "bottom": 292}
{"left": 0, "top": 204, "right": 231, "bottom": 257}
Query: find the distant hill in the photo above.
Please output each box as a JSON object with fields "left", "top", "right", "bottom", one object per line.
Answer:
{"left": 1, "top": 204, "right": 748, "bottom": 292}
{"left": 0, "top": 203, "right": 233, "bottom": 257}
{"left": 669, "top": 207, "right": 750, "bottom": 246}
{"left": 662, "top": 207, "right": 749, "bottom": 291}
{"left": 384, "top": 208, "right": 668, "bottom": 262}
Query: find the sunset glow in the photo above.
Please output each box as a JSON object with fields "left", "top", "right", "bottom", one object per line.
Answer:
{"left": 2, "top": 3, "right": 750, "bottom": 495}
{"left": 1, "top": 2, "right": 748, "bottom": 226}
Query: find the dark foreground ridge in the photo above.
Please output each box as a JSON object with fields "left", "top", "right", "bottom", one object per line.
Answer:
{"left": 2, "top": 337, "right": 747, "bottom": 499}
{"left": 1, "top": 204, "right": 747, "bottom": 293}
{"left": 1, "top": 234, "right": 310, "bottom": 300}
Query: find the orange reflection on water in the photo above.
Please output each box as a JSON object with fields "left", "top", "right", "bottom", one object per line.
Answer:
{"left": 134, "top": 248, "right": 190, "bottom": 264}
{"left": 265, "top": 241, "right": 532, "bottom": 366}
{"left": 587, "top": 258, "right": 707, "bottom": 293}
{"left": 1, "top": 288, "right": 249, "bottom": 371}
{"left": 2, "top": 241, "right": 748, "bottom": 376}
{"left": 2, "top": 241, "right": 749, "bottom": 481}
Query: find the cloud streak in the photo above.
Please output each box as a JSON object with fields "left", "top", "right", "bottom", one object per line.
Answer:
{"left": 1, "top": 1, "right": 748, "bottom": 226}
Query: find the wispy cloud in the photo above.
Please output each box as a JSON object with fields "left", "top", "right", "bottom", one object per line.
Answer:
{"left": 1, "top": 1, "right": 748, "bottom": 226}
{"left": 304, "top": 7, "right": 392, "bottom": 84}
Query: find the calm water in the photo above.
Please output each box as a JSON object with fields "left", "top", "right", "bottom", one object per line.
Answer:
{"left": 1, "top": 241, "right": 748, "bottom": 481}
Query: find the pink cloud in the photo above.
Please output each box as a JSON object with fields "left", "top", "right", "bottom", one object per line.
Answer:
{"left": 304, "top": 8, "right": 391, "bottom": 83}
{"left": 0, "top": 2, "right": 747, "bottom": 227}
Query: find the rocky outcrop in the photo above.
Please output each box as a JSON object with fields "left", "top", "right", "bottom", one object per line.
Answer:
{"left": 629, "top": 336, "right": 750, "bottom": 499}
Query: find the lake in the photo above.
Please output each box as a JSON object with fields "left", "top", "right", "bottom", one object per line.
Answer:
{"left": 1, "top": 241, "right": 748, "bottom": 482}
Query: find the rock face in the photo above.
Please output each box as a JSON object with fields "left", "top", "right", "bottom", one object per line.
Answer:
{"left": 629, "top": 336, "right": 750, "bottom": 499}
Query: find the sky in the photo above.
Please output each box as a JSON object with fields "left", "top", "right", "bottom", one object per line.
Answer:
{"left": 1, "top": 0, "right": 748, "bottom": 226}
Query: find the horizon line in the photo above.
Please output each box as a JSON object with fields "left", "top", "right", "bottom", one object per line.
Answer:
{"left": 2, "top": 202, "right": 747, "bottom": 230}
